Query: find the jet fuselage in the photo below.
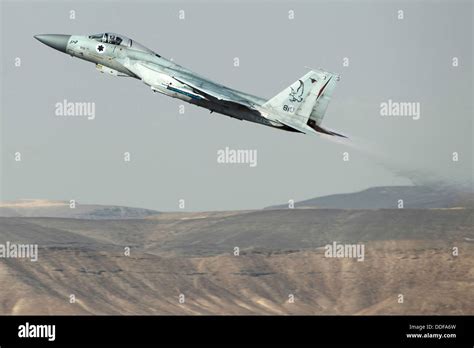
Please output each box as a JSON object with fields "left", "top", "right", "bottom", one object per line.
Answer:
{"left": 35, "top": 32, "right": 344, "bottom": 137}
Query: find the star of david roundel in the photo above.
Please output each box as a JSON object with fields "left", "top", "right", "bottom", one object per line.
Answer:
{"left": 96, "top": 44, "right": 106, "bottom": 54}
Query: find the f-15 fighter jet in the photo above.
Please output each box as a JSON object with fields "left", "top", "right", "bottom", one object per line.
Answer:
{"left": 35, "top": 32, "right": 345, "bottom": 137}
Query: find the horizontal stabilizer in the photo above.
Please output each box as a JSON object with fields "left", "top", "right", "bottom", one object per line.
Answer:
{"left": 277, "top": 117, "right": 347, "bottom": 138}
{"left": 276, "top": 117, "right": 319, "bottom": 135}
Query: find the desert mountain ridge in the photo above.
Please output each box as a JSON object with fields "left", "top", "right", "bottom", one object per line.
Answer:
{"left": 0, "top": 185, "right": 473, "bottom": 314}
{"left": 2, "top": 185, "right": 473, "bottom": 220}
{"left": 0, "top": 207, "right": 472, "bottom": 315}
{"left": 267, "top": 185, "right": 474, "bottom": 210}
{"left": 0, "top": 199, "right": 160, "bottom": 219}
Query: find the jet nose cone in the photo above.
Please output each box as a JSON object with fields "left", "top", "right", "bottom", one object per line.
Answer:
{"left": 35, "top": 34, "right": 71, "bottom": 53}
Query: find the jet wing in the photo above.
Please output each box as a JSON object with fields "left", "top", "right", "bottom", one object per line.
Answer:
{"left": 169, "top": 70, "right": 257, "bottom": 110}
{"left": 121, "top": 58, "right": 257, "bottom": 110}
{"left": 172, "top": 77, "right": 232, "bottom": 102}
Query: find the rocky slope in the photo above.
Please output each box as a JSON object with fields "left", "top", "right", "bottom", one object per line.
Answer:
{"left": 0, "top": 207, "right": 472, "bottom": 315}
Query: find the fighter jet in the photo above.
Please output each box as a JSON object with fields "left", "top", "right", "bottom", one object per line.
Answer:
{"left": 35, "top": 32, "right": 345, "bottom": 137}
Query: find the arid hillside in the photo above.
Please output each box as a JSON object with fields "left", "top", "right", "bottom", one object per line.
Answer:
{"left": 0, "top": 206, "right": 472, "bottom": 315}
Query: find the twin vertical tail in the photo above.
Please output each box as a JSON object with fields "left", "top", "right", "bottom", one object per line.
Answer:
{"left": 263, "top": 68, "right": 346, "bottom": 137}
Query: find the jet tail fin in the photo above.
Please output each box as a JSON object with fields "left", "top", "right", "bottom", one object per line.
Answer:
{"left": 263, "top": 68, "right": 344, "bottom": 137}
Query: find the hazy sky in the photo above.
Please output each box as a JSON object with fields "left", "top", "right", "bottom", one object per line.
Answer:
{"left": 1, "top": 0, "right": 472, "bottom": 211}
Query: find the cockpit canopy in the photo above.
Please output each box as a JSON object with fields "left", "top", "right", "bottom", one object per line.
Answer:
{"left": 88, "top": 32, "right": 156, "bottom": 55}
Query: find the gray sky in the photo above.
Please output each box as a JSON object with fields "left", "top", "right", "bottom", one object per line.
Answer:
{"left": 1, "top": 0, "right": 472, "bottom": 211}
